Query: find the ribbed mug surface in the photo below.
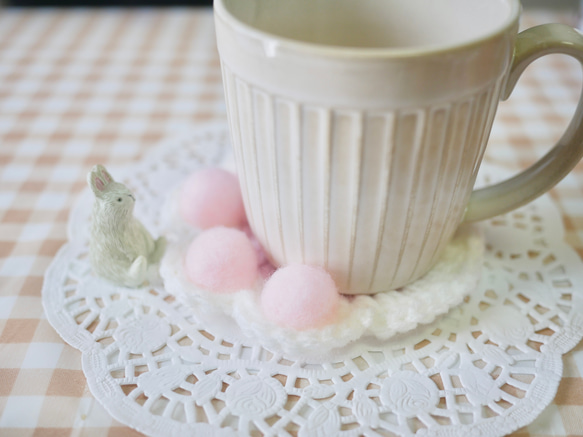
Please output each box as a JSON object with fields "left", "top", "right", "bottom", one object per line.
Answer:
{"left": 215, "top": 0, "right": 517, "bottom": 294}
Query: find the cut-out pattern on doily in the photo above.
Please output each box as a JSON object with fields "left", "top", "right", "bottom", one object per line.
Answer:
{"left": 43, "top": 125, "right": 583, "bottom": 437}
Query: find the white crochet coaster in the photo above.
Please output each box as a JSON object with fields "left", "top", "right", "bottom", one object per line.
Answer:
{"left": 160, "top": 220, "right": 484, "bottom": 358}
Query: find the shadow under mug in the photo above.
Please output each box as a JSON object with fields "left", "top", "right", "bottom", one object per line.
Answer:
{"left": 214, "top": 0, "right": 583, "bottom": 295}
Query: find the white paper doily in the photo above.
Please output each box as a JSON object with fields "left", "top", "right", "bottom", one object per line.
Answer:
{"left": 43, "top": 124, "right": 583, "bottom": 437}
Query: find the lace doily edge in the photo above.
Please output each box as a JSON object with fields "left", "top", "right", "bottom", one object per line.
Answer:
{"left": 78, "top": 344, "right": 564, "bottom": 437}
{"left": 42, "top": 243, "right": 95, "bottom": 353}
{"left": 81, "top": 354, "right": 239, "bottom": 437}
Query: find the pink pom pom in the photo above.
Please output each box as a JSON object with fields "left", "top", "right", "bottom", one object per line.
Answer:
{"left": 179, "top": 168, "right": 246, "bottom": 229}
{"left": 185, "top": 227, "right": 258, "bottom": 292}
{"left": 261, "top": 265, "right": 340, "bottom": 330}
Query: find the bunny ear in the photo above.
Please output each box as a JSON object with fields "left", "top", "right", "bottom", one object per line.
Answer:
{"left": 88, "top": 165, "right": 108, "bottom": 197}
{"left": 95, "top": 164, "right": 114, "bottom": 184}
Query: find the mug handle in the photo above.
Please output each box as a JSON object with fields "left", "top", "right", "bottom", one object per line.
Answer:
{"left": 464, "top": 23, "right": 583, "bottom": 222}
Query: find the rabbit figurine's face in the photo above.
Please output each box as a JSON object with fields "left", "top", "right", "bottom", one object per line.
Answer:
{"left": 88, "top": 164, "right": 136, "bottom": 219}
{"left": 99, "top": 182, "right": 135, "bottom": 212}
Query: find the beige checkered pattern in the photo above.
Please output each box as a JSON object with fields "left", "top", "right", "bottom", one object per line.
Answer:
{"left": 0, "top": 7, "right": 582, "bottom": 437}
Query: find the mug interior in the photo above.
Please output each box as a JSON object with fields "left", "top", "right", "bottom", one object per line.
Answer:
{"left": 221, "top": 0, "right": 514, "bottom": 50}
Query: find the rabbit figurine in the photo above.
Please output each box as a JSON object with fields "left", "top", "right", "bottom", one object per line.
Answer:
{"left": 87, "top": 164, "right": 166, "bottom": 287}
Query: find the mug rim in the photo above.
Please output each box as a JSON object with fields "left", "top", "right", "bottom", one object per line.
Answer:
{"left": 214, "top": 0, "right": 521, "bottom": 59}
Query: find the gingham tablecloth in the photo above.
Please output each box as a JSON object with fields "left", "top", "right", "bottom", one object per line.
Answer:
{"left": 0, "top": 7, "right": 582, "bottom": 437}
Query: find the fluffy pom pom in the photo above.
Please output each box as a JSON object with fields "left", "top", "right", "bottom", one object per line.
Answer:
{"left": 261, "top": 264, "right": 340, "bottom": 330}
{"left": 179, "top": 168, "right": 246, "bottom": 229}
{"left": 185, "top": 227, "right": 258, "bottom": 292}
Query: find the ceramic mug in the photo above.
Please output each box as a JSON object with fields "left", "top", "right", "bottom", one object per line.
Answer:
{"left": 214, "top": 0, "right": 583, "bottom": 295}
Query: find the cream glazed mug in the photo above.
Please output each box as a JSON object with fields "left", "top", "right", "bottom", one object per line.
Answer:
{"left": 214, "top": 0, "right": 583, "bottom": 295}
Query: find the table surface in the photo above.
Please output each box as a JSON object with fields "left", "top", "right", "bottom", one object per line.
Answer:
{"left": 0, "top": 7, "right": 583, "bottom": 437}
